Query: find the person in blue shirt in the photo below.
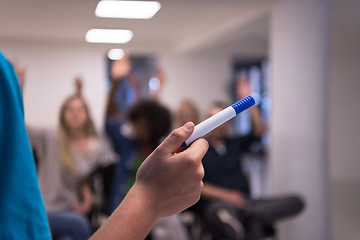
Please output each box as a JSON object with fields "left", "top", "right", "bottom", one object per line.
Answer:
{"left": 0, "top": 50, "right": 209, "bottom": 240}
{"left": 0, "top": 51, "right": 52, "bottom": 239}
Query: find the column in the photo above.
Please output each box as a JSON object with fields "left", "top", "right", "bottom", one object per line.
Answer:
{"left": 270, "top": 0, "right": 331, "bottom": 239}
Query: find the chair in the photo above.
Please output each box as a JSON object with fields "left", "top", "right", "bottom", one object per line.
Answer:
{"left": 182, "top": 195, "right": 304, "bottom": 240}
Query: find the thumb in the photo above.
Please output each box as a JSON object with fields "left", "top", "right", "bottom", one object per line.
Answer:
{"left": 157, "top": 122, "right": 194, "bottom": 154}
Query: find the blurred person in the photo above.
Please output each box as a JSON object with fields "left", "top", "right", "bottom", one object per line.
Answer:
{"left": 109, "top": 52, "right": 166, "bottom": 118}
{"left": 196, "top": 100, "right": 263, "bottom": 240}
{"left": 106, "top": 92, "right": 172, "bottom": 211}
{"left": 17, "top": 68, "right": 118, "bottom": 239}
{"left": 0, "top": 52, "right": 51, "bottom": 239}
{"left": 0, "top": 51, "right": 209, "bottom": 240}
{"left": 110, "top": 53, "right": 140, "bottom": 117}
{"left": 106, "top": 56, "right": 173, "bottom": 211}
{"left": 106, "top": 59, "right": 192, "bottom": 240}
{"left": 92, "top": 120, "right": 208, "bottom": 240}
{"left": 235, "top": 73, "right": 266, "bottom": 136}
{"left": 175, "top": 99, "right": 201, "bottom": 127}
{"left": 193, "top": 77, "right": 304, "bottom": 240}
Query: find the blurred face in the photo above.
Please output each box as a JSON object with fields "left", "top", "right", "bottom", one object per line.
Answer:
{"left": 63, "top": 98, "right": 88, "bottom": 131}
{"left": 132, "top": 118, "right": 150, "bottom": 144}
{"left": 208, "top": 106, "right": 229, "bottom": 140}
{"left": 179, "top": 104, "right": 196, "bottom": 125}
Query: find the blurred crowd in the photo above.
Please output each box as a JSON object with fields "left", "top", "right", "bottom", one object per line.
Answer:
{"left": 13, "top": 53, "right": 303, "bottom": 240}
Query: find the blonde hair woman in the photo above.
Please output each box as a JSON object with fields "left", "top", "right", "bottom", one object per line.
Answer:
{"left": 27, "top": 94, "right": 117, "bottom": 240}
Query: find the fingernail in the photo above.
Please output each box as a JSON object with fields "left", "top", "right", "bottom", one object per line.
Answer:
{"left": 184, "top": 122, "right": 194, "bottom": 131}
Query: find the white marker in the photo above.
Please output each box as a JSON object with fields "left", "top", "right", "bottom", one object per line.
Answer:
{"left": 181, "top": 95, "right": 255, "bottom": 147}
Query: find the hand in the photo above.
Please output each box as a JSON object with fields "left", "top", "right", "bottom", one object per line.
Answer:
{"left": 236, "top": 74, "right": 251, "bottom": 99}
{"left": 223, "top": 190, "right": 247, "bottom": 208}
{"left": 74, "top": 76, "right": 83, "bottom": 95}
{"left": 134, "top": 122, "right": 209, "bottom": 218}
{"left": 155, "top": 67, "right": 165, "bottom": 86}
{"left": 111, "top": 54, "right": 131, "bottom": 83}
{"left": 149, "top": 67, "right": 165, "bottom": 99}
{"left": 90, "top": 122, "right": 208, "bottom": 240}
{"left": 71, "top": 202, "right": 92, "bottom": 215}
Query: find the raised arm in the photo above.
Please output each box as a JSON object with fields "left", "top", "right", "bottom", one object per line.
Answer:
{"left": 10, "top": 58, "right": 26, "bottom": 92}
{"left": 236, "top": 75, "right": 267, "bottom": 137}
{"left": 105, "top": 55, "right": 132, "bottom": 119}
{"left": 90, "top": 122, "right": 209, "bottom": 240}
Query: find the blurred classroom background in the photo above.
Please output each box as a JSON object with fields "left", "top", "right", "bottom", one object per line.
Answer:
{"left": 1, "top": 0, "right": 359, "bottom": 239}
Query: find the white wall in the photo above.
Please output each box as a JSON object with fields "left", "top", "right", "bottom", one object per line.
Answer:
{"left": 330, "top": 1, "right": 360, "bottom": 237}
{"left": 0, "top": 38, "right": 267, "bottom": 129}
{"left": 158, "top": 50, "right": 235, "bottom": 118}
{"left": 1, "top": 40, "right": 109, "bottom": 131}
{"left": 269, "top": 1, "right": 331, "bottom": 239}
{"left": 158, "top": 37, "right": 268, "bottom": 117}
{"left": 268, "top": 0, "right": 360, "bottom": 239}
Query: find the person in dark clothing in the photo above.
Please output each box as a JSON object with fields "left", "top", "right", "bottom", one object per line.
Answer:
{"left": 105, "top": 100, "right": 172, "bottom": 212}
{"left": 195, "top": 77, "right": 304, "bottom": 240}
{"left": 104, "top": 57, "right": 191, "bottom": 240}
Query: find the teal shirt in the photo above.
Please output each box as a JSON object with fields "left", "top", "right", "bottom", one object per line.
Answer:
{"left": 0, "top": 51, "right": 51, "bottom": 239}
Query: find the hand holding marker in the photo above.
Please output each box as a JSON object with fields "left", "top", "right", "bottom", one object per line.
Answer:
{"left": 181, "top": 95, "right": 255, "bottom": 147}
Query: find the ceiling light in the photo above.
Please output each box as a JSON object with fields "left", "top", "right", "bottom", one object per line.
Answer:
{"left": 85, "top": 29, "right": 133, "bottom": 44}
{"left": 108, "top": 49, "right": 125, "bottom": 60}
{"left": 149, "top": 77, "right": 161, "bottom": 91}
{"left": 95, "top": 0, "right": 161, "bottom": 19}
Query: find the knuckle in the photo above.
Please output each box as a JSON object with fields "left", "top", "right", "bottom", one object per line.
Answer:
{"left": 184, "top": 155, "right": 198, "bottom": 168}
{"left": 153, "top": 146, "right": 165, "bottom": 157}
{"left": 170, "top": 129, "right": 183, "bottom": 140}
{"left": 191, "top": 139, "right": 209, "bottom": 156}
{"left": 195, "top": 138, "right": 208, "bottom": 147}
{"left": 198, "top": 165, "right": 205, "bottom": 179}
{"left": 170, "top": 129, "right": 183, "bottom": 142}
{"left": 199, "top": 138, "right": 209, "bottom": 147}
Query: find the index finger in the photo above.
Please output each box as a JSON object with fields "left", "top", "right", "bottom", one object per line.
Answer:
{"left": 179, "top": 138, "right": 209, "bottom": 161}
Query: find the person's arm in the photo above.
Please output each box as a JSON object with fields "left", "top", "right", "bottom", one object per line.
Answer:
{"left": 149, "top": 67, "right": 165, "bottom": 100}
{"left": 236, "top": 75, "right": 267, "bottom": 137}
{"left": 90, "top": 122, "right": 209, "bottom": 240}
{"left": 74, "top": 76, "right": 83, "bottom": 96}
{"left": 201, "top": 183, "right": 246, "bottom": 208}
{"left": 10, "top": 58, "right": 26, "bottom": 92}
{"left": 105, "top": 77, "right": 121, "bottom": 118}
{"left": 106, "top": 55, "right": 132, "bottom": 118}
{"left": 248, "top": 105, "right": 266, "bottom": 137}
{"left": 10, "top": 58, "right": 48, "bottom": 166}
{"left": 72, "top": 181, "right": 94, "bottom": 215}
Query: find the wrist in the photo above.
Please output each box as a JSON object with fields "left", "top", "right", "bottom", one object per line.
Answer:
{"left": 111, "top": 78, "right": 122, "bottom": 86}
{"left": 125, "top": 183, "right": 160, "bottom": 223}
{"left": 90, "top": 183, "right": 159, "bottom": 240}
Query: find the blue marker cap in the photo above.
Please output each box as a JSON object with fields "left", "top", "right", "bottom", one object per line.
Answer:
{"left": 231, "top": 95, "right": 255, "bottom": 114}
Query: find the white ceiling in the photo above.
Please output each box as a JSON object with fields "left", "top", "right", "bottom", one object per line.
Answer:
{"left": 1, "top": 0, "right": 358, "bottom": 54}
{"left": 0, "top": 0, "right": 274, "bottom": 53}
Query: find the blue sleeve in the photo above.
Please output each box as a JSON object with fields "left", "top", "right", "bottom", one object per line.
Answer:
{"left": 0, "top": 51, "right": 51, "bottom": 239}
{"left": 105, "top": 117, "right": 131, "bottom": 155}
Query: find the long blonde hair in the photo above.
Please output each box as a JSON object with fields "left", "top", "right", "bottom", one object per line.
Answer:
{"left": 58, "top": 94, "right": 97, "bottom": 173}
